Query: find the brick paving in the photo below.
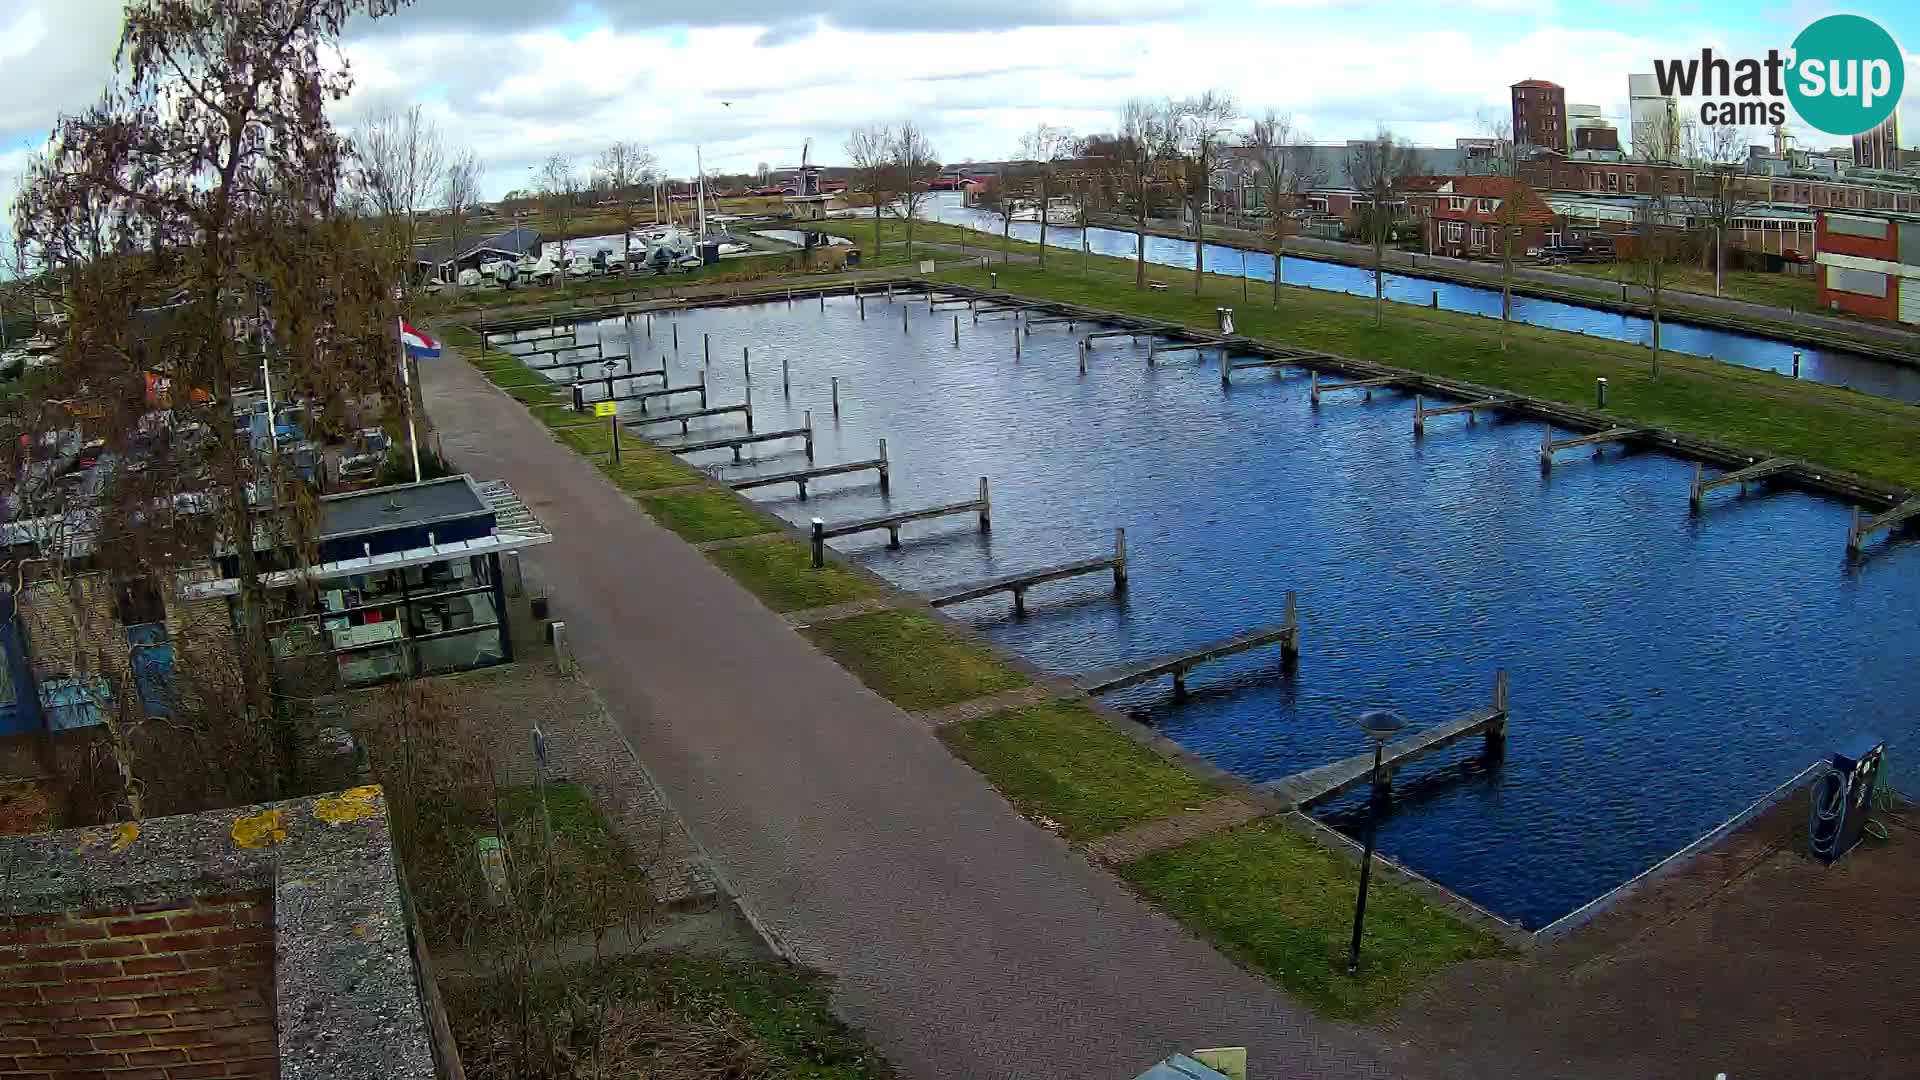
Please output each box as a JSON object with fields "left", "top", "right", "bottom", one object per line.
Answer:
{"left": 1083, "top": 796, "right": 1267, "bottom": 865}
{"left": 909, "top": 683, "right": 1062, "bottom": 728}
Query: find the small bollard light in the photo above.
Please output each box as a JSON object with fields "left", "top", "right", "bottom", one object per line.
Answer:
{"left": 1596, "top": 377, "right": 1608, "bottom": 408}
{"left": 990, "top": 271, "right": 998, "bottom": 288}
{"left": 1793, "top": 350, "right": 1801, "bottom": 379}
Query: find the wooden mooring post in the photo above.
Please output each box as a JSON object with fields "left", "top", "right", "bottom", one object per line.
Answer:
{"left": 782, "top": 354, "right": 790, "bottom": 397}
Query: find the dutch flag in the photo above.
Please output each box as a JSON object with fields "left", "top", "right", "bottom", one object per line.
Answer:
{"left": 399, "top": 320, "right": 441, "bottom": 359}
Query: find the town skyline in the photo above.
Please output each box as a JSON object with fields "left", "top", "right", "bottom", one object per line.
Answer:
{"left": 1, "top": 0, "right": 1917, "bottom": 213}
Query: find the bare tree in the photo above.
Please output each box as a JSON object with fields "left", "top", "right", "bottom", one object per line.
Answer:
{"left": 1477, "top": 115, "right": 1524, "bottom": 351}
{"left": 892, "top": 122, "right": 940, "bottom": 263}
{"left": 1168, "top": 91, "right": 1239, "bottom": 295}
{"left": 12, "top": 0, "right": 404, "bottom": 807}
{"left": 595, "top": 141, "right": 657, "bottom": 270}
{"left": 539, "top": 153, "right": 578, "bottom": 286}
{"left": 1246, "top": 110, "right": 1321, "bottom": 307}
{"left": 1347, "top": 127, "right": 1420, "bottom": 327}
{"left": 1111, "top": 100, "right": 1175, "bottom": 289}
{"left": 970, "top": 176, "right": 1017, "bottom": 263}
{"left": 442, "top": 148, "right": 482, "bottom": 282}
{"left": 1688, "top": 123, "right": 1761, "bottom": 296}
{"left": 350, "top": 105, "right": 446, "bottom": 298}
{"left": 845, "top": 124, "right": 895, "bottom": 259}
{"left": 1018, "top": 124, "right": 1080, "bottom": 271}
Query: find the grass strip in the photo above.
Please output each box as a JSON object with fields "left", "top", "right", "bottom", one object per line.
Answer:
{"left": 1122, "top": 819, "right": 1504, "bottom": 1021}
{"left": 637, "top": 489, "right": 779, "bottom": 543}
{"left": 940, "top": 699, "right": 1217, "bottom": 840}
{"left": 933, "top": 259, "right": 1920, "bottom": 490}
{"left": 706, "top": 537, "right": 880, "bottom": 612}
{"left": 799, "top": 610, "right": 1027, "bottom": 712}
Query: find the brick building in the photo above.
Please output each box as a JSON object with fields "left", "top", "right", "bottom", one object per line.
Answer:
{"left": 1409, "top": 177, "right": 1558, "bottom": 257}
{"left": 1511, "top": 80, "right": 1567, "bottom": 153}
{"left": 1815, "top": 210, "right": 1920, "bottom": 324}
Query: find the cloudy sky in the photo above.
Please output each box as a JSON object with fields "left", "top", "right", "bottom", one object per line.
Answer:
{"left": 1, "top": 0, "right": 1916, "bottom": 213}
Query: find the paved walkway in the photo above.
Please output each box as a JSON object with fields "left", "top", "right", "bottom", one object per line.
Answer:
{"left": 420, "top": 347, "right": 1389, "bottom": 1079}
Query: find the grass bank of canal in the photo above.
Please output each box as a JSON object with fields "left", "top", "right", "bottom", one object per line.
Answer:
{"left": 441, "top": 321, "right": 1511, "bottom": 1020}
{"left": 501, "top": 288, "right": 1920, "bottom": 931}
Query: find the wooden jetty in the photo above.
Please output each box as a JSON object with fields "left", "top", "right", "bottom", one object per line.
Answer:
{"left": 1412, "top": 394, "right": 1513, "bottom": 435}
{"left": 1538, "top": 426, "right": 1644, "bottom": 469}
{"left": 1073, "top": 594, "right": 1299, "bottom": 699}
{"left": 728, "top": 441, "right": 889, "bottom": 500}
{"left": 1848, "top": 495, "right": 1920, "bottom": 558}
{"left": 566, "top": 367, "right": 667, "bottom": 390}
{"left": 667, "top": 418, "right": 812, "bottom": 465}
{"left": 1689, "top": 458, "right": 1793, "bottom": 512}
{"left": 929, "top": 296, "right": 974, "bottom": 309}
{"left": 1309, "top": 371, "right": 1399, "bottom": 405}
{"left": 1025, "top": 314, "right": 1080, "bottom": 331}
{"left": 624, "top": 401, "right": 750, "bottom": 436}
{"left": 571, "top": 378, "right": 709, "bottom": 414}
{"left": 923, "top": 528, "right": 1128, "bottom": 616}
{"left": 1264, "top": 672, "right": 1510, "bottom": 811}
{"left": 810, "top": 478, "right": 990, "bottom": 565}
{"left": 1083, "top": 326, "right": 1162, "bottom": 344}
{"left": 1219, "top": 348, "right": 1334, "bottom": 385}
{"left": 490, "top": 326, "right": 574, "bottom": 345}
{"left": 510, "top": 340, "right": 599, "bottom": 359}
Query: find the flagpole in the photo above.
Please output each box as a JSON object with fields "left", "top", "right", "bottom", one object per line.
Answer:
{"left": 398, "top": 317, "right": 423, "bottom": 484}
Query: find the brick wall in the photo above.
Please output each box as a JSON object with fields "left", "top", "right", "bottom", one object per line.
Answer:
{"left": 16, "top": 574, "right": 121, "bottom": 688}
{"left": 0, "top": 890, "right": 278, "bottom": 1079}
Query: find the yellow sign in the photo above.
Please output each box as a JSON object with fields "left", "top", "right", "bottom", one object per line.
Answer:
{"left": 1191, "top": 1048, "right": 1246, "bottom": 1080}
{"left": 594, "top": 401, "right": 617, "bottom": 417}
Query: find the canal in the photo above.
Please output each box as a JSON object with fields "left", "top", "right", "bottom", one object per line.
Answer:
{"left": 557, "top": 294, "right": 1920, "bottom": 929}
{"left": 915, "top": 194, "right": 1920, "bottom": 406}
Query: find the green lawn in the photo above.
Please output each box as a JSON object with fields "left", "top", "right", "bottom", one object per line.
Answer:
{"left": 1555, "top": 261, "right": 1818, "bottom": 311}
{"left": 444, "top": 951, "right": 894, "bottom": 1080}
{"left": 934, "top": 260, "right": 1920, "bottom": 491}
{"left": 799, "top": 610, "right": 1028, "bottom": 711}
{"left": 638, "top": 489, "right": 779, "bottom": 543}
{"left": 1123, "top": 820, "right": 1505, "bottom": 1020}
{"left": 940, "top": 700, "right": 1217, "bottom": 840}
{"left": 706, "top": 538, "right": 881, "bottom": 612}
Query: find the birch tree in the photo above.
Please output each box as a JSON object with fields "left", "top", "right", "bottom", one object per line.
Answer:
{"left": 350, "top": 105, "right": 445, "bottom": 296}
{"left": 442, "top": 148, "right": 481, "bottom": 280}
{"left": 892, "top": 122, "right": 939, "bottom": 263}
{"left": 1114, "top": 100, "right": 1173, "bottom": 290}
{"left": 1347, "top": 127, "right": 1419, "bottom": 328}
{"left": 845, "top": 124, "right": 895, "bottom": 257}
{"left": 539, "top": 153, "right": 578, "bottom": 284}
{"left": 1246, "top": 110, "right": 1320, "bottom": 306}
{"left": 1169, "top": 91, "right": 1238, "bottom": 295}
{"left": 1018, "top": 124, "right": 1080, "bottom": 271}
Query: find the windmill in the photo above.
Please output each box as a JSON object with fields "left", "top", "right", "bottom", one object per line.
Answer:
{"left": 782, "top": 139, "right": 822, "bottom": 197}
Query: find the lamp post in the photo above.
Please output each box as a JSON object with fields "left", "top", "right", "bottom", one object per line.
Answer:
{"left": 1347, "top": 708, "right": 1408, "bottom": 976}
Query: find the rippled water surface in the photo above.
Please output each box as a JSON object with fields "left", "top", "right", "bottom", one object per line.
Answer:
{"left": 542, "top": 295, "right": 1920, "bottom": 927}
{"left": 914, "top": 194, "right": 1920, "bottom": 405}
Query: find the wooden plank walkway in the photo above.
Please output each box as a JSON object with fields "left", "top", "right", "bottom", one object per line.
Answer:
{"left": 923, "top": 528, "right": 1127, "bottom": 616}
{"left": 1690, "top": 458, "right": 1793, "bottom": 511}
{"left": 1265, "top": 672, "right": 1510, "bottom": 811}
{"left": 728, "top": 442, "right": 889, "bottom": 500}
{"left": 1539, "top": 426, "right": 1644, "bottom": 469}
{"left": 666, "top": 419, "right": 812, "bottom": 464}
{"left": 1072, "top": 595, "right": 1298, "bottom": 699}
{"left": 566, "top": 367, "right": 667, "bottom": 390}
{"left": 810, "top": 480, "right": 989, "bottom": 563}
{"left": 489, "top": 326, "right": 574, "bottom": 344}
{"left": 623, "top": 401, "right": 750, "bottom": 436}
{"left": 1309, "top": 371, "right": 1399, "bottom": 404}
{"left": 1219, "top": 349, "right": 1335, "bottom": 385}
{"left": 510, "top": 341, "right": 600, "bottom": 359}
{"left": 1848, "top": 494, "right": 1920, "bottom": 558}
{"left": 1413, "top": 394, "right": 1514, "bottom": 435}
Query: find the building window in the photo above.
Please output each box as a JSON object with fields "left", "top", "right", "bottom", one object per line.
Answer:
{"left": 1472, "top": 225, "right": 1489, "bottom": 248}
{"left": 1479, "top": 199, "right": 1495, "bottom": 213}
{"left": 1445, "top": 222, "right": 1464, "bottom": 243}
{"left": 114, "top": 577, "right": 166, "bottom": 628}
{"left": 1449, "top": 197, "right": 1466, "bottom": 211}
{"left": 1606, "top": 173, "right": 1619, "bottom": 192}
{"left": 1624, "top": 175, "right": 1637, "bottom": 193}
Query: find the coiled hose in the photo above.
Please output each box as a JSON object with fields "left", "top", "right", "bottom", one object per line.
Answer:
{"left": 1808, "top": 765, "right": 1850, "bottom": 860}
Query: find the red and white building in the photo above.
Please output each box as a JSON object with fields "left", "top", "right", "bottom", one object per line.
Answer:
{"left": 1408, "top": 177, "right": 1557, "bottom": 258}
{"left": 1815, "top": 210, "right": 1920, "bottom": 324}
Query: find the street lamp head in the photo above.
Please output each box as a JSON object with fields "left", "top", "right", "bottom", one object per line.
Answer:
{"left": 1354, "top": 708, "right": 1409, "bottom": 743}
